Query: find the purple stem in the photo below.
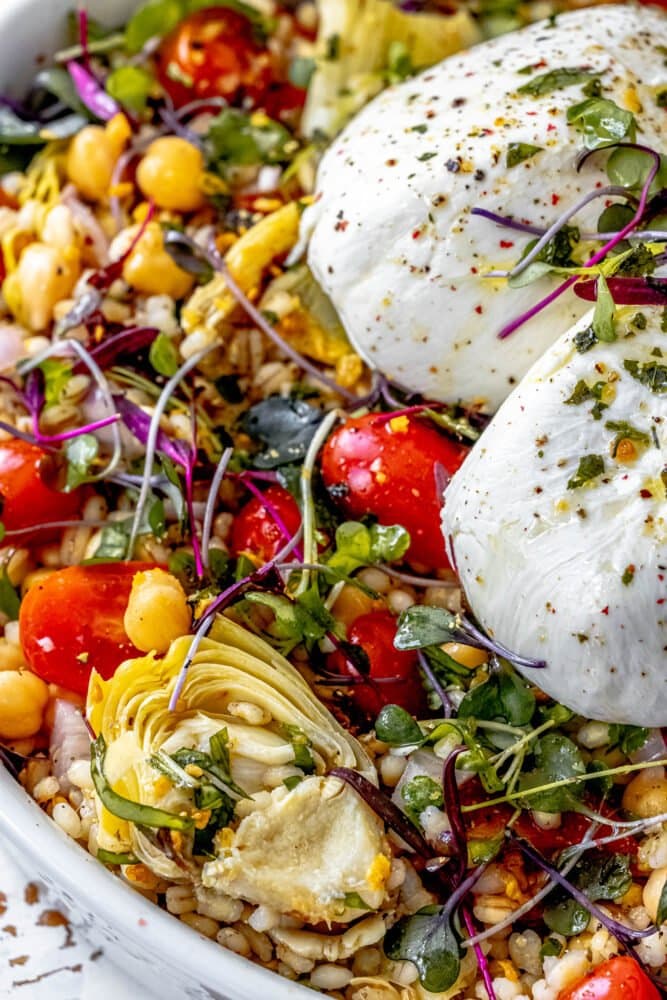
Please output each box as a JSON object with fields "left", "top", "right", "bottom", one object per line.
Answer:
{"left": 418, "top": 650, "right": 452, "bottom": 718}
{"left": 330, "top": 767, "right": 432, "bottom": 857}
{"left": 471, "top": 208, "right": 545, "bottom": 236}
{"left": 184, "top": 462, "right": 204, "bottom": 579}
{"left": 442, "top": 746, "right": 468, "bottom": 885}
{"left": 239, "top": 476, "right": 304, "bottom": 561}
{"left": 33, "top": 413, "right": 120, "bottom": 444}
{"left": 463, "top": 907, "right": 497, "bottom": 1000}
{"left": 78, "top": 4, "right": 90, "bottom": 69}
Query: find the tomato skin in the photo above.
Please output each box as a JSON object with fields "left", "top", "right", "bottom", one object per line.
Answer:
{"left": 0, "top": 440, "right": 81, "bottom": 535}
{"left": 156, "top": 7, "right": 274, "bottom": 109}
{"left": 230, "top": 485, "right": 301, "bottom": 563}
{"left": 20, "top": 563, "right": 157, "bottom": 696}
{"left": 558, "top": 957, "right": 660, "bottom": 1000}
{"left": 328, "top": 610, "right": 426, "bottom": 718}
{"left": 321, "top": 414, "right": 468, "bottom": 569}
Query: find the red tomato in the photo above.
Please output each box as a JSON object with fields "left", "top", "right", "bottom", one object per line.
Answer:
{"left": 321, "top": 413, "right": 468, "bottom": 570}
{"left": 328, "top": 610, "right": 426, "bottom": 718}
{"left": 156, "top": 7, "right": 275, "bottom": 109}
{"left": 558, "top": 957, "right": 660, "bottom": 1000}
{"left": 20, "top": 563, "right": 156, "bottom": 695}
{"left": 0, "top": 440, "right": 81, "bottom": 535}
{"left": 230, "top": 485, "right": 301, "bottom": 563}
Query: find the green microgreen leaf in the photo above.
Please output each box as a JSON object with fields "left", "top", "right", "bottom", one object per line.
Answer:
{"left": 105, "top": 65, "right": 154, "bottom": 114}
{"left": 517, "top": 733, "right": 586, "bottom": 812}
{"left": 401, "top": 775, "right": 444, "bottom": 826}
{"left": 64, "top": 434, "right": 99, "bottom": 491}
{"left": 384, "top": 906, "right": 462, "bottom": 993}
{"left": 149, "top": 332, "right": 180, "bottom": 377}
{"left": 375, "top": 704, "right": 424, "bottom": 747}
{"left": 206, "top": 108, "right": 295, "bottom": 171}
{"left": 566, "top": 97, "right": 636, "bottom": 150}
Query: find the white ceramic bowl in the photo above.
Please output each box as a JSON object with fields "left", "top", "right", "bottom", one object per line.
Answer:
{"left": 0, "top": 2, "right": 312, "bottom": 996}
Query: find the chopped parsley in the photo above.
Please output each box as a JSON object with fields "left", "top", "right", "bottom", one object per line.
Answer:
{"left": 567, "top": 454, "right": 605, "bottom": 490}
{"left": 506, "top": 142, "right": 543, "bottom": 168}
{"left": 573, "top": 326, "right": 598, "bottom": 353}
{"left": 517, "top": 67, "right": 599, "bottom": 97}
{"left": 623, "top": 359, "right": 667, "bottom": 394}
{"left": 605, "top": 420, "right": 650, "bottom": 457}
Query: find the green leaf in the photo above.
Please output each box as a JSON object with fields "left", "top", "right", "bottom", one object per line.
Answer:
{"left": 566, "top": 97, "right": 636, "bottom": 150}
{"left": 517, "top": 67, "right": 598, "bottom": 97}
{"left": 656, "top": 880, "right": 667, "bottom": 926}
{"left": 0, "top": 568, "right": 20, "bottom": 620}
{"left": 401, "top": 775, "right": 443, "bottom": 826}
{"left": 506, "top": 142, "right": 543, "bottom": 168}
{"left": 606, "top": 146, "right": 667, "bottom": 194}
{"left": 468, "top": 833, "right": 503, "bottom": 866}
{"left": 91, "top": 521, "right": 130, "bottom": 562}
{"left": 517, "top": 733, "right": 586, "bottom": 812}
{"left": 384, "top": 907, "right": 462, "bottom": 993}
{"left": 106, "top": 65, "right": 154, "bottom": 114}
{"left": 149, "top": 332, "right": 179, "bottom": 376}
{"left": 125, "top": 0, "right": 186, "bottom": 53}
{"left": 607, "top": 724, "right": 649, "bottom": 756}
{"left": 385, "top": 41, "right": 415, "bottom": 84}
{"left": 394, "top": 605, "right": 459, "bottom": 650}
{"left": 281, "top": 723, "right": 315, "bottom": 772}
{"left": 244, "top": 588, "right": 335, "bottom": 651}
{"left": 283, "top": 775, "right": 303, "bottom": 791}
{"left": 623, "top": 359, "right": 667, "bottom": 394}
{"left": 92, "top": 735, "right": 194, "bottom": 830}
{"left": 540, "top": 937, "right": 564, "bottom": 958}
{"left": 327, "top": 521, "right": 410, "bottom": 576}
{"left": 375, "top": 704, "right": 424, "bottom": 747}
{"left": 207, "top": 108, "right": 294, "bottom": 170}
{"left": 39, "top": 358, "right": 72, "bottom": 408}
{"left": 597, "top": 202, "right": 635, "bottom": 234}
{"left": 498, "top": 670, "right": 535, "bottom": 726}
{"left": 97, "top": 849, "right": 139, "bottom": 866}
{"left": 572, "top": 851, "right": 631, "bottom": 902}
{"left": 566, "top": 453, "right": 605, "bottom": 490}
{"left": 544, "top": 897, "right": 590, "bottom": 936}
{"left": 64, "top": 434, "right": 99, "bottom": 491}
{"left": 564, "top": 379, "right": 605, "bottom": 406}
{"left": 343, "top": 891, "right": 372, "bottom": 910}
{"left": 148, "top": 498, "right": 166, "bottom": 538}
{"left": 592, "top": 272, "right": 616, "bottom": 343}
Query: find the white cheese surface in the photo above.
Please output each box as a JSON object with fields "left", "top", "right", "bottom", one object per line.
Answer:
{"left": 442, "top": 306, "right": 667, "bottom": 725}
{"left": 304, "top": 4, "right": 666, "bottom": 410}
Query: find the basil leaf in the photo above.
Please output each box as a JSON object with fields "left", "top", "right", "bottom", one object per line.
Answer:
{"left": 106, "top": 65, "right": 154, "bottom": 114}
{"left": 0, "top": 569, "right": 20, "bottom": 620}
{"left": 65, "top": 434, "right": 99, "bottom": 491}
{"left": 384, "top": 906, "right": 462, "bottom": 993}
{"left": 566, "top": 454, "right": 605, "bottom": 490}
{"left": 92, "top": 735, "right": 194, "bottom": 830}
{"left": 149, "top": 331, "right": 179, "bottom": 376}
{"left": 566, "top": 97, "right": 636, "bottom": 150}
{"left": 241, "top": 396, "right": 324, "bottom": 469}
{"left": 401, "top": 775, "right": 443, "bottom": 826}
{"left": 375, "top": 704, "right": 424, "bottom": 747}
{"left": 518, "top": 733, "right": 586, "bottom": 812}
{"left": 623, "top": 359, "right": 667, "bottom": 394}
{"left": 592, "top": 272, "right": 616, "bottom": 343}
{"left": 517, "top": 67, "right": 598, "bottom": 97}
{"left": 506, "top": 142, "right": 543, "bottom": 168}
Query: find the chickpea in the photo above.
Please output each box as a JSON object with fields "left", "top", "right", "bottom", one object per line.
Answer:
{"left": 0, "top": 670, "right": 49, "bottom": 739}
{"left": 136, "top": 137, "right": 206, "bottom": 213}
{"left": 66, "top": 127, "right": 116, "bottom": 203}
{"left": 41, "top": 204, "right": 77, "bottom": 250}
{"left": 123, "top": 568, "right": 191, "bottom": 653}
{"left": 122, "top": 222, "right": 195, "bottom": 299}
{"left": 622, "top": 769, "right": 667, "bottom": 818}
{"left": 643, "top": 866, "right": 667, "bottom": 923}
{"left": 5, "top": 242, "right": 80, "bottom": 331}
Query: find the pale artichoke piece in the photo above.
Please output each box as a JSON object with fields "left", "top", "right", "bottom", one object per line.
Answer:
{"left": 180, "top": 202, "right": 300, "bottom": 348}
{"left": 202, "top": 775, "right": 390, "bottom": 925}
{"left": 87, "top": 615, "right": 385, "bottom": 904}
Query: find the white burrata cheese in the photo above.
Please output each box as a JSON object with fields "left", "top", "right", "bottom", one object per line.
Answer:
{"left": 441, "top": 306, "right": 667, "bottom": 725}
{"left": 303, "top": 5, "right": 666, "bottom": 410}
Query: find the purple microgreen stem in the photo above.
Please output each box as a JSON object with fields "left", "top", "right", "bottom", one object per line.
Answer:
{"left": 77, "top": 4, "right": 91, "bottom": 69}
{"left": 459, "top": 617, "right": 546, "bottom": 669}
{"left": 329, "top": 768, "right": 432, "bottom": 857}
{"left": 89, "top": 326, "right": 159, "bottom": 369}
{"left": 442, "top": 746, "right": 468, "bottom": 885}
{"left": 200, "top": 446, "right": 234, "bottom": 570}
{"left": 574, "top": 276, "right": 667, "bottom": 306}
{"left": 418, "top": 650, "right": 452, "bottom": 718}
{"left": 471, "top": 208, "right": 546, "bottom": 236}
{"left": 239, "top": 475, "right": 304, "bottom": 562}
{"left": 462, "top": 907, "right": 497, "bottom": 1000}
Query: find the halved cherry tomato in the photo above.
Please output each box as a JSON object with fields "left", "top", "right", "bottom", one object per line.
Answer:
{"left": 558, "top": 957, "right": 660, "bottom": 1000}
{"left": 0, "top": 439, "right": 81, "bottom": 536}
{"left": 328, "top": 609, "right": 426, "bottom": 718}
{"left": 20, "top": 563, "right": 157, "bottom": 695}
{"left": 230, "top": 485, "right": 301, "bottom": 563}
{"left": 321, "top": 413, "right": 468, "bottom": 570}
{"left": 156, "top": 7, "right": 275, "bottom": 109}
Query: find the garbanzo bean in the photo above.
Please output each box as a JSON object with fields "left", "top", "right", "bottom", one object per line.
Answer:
{"left": 5, "top": 242, "right": 80, "bottom": 332}
{"left": 122, "top": 222, "right": 195, "bottom": 299}
{"left": 123, "top": 568, "right": 191, "bottom": 653}
{"left": 65, "top": 114, "right": 131, "bottom": 203}
{"left": 0, "top": 670, "right": 49, "bottom": 739}
{"left": 136, "top": 137, "right": 206, "bottom": 212}
{"left": 622, "top": 769, "right": 667, "bottom": 818}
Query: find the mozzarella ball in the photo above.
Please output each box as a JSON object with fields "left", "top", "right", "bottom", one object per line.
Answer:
{"left": 442, "top": 306, "right": 667, "bottom": 725}
{"left": 303, "top": 5, "right": 665, "bottom": 410}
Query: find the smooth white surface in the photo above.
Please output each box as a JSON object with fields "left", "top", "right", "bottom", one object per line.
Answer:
{"left": 304, "top": 4, "right": 666, "bottom": 410}
{"left": 442, "top": 306, "right": 667, "bottom": 724}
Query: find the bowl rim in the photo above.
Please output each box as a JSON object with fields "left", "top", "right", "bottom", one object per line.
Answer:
{"left": 0, "top": 765, "right": 316, "bottom": 999}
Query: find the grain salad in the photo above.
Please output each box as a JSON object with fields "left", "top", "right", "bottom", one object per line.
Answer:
{"left": 0, "top": 2, "right": 666, "bottom": 1000}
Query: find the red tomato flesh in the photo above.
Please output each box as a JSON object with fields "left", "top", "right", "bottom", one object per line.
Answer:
{"left": 0, "top": 439, "right": 81, "bottom": 535}
{"left": 156, "top": 7, "right": 275, "bottom": 109}
{"left": 558, "top": 957, "right": 660, "bottom": 1000}
{"left": 20, "top": 563, "right": 156, "bottom": 695}
{"left": 230, "top": 484, "right": 301, "bottom": 564}
{"left": 321, "top": 413, "right": 468, "bottom": 570}
{"left": 328, "top": 609, "right": 426, "bottom": 718}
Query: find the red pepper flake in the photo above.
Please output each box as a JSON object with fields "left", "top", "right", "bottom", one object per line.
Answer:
{"left": 600, "top": 606, "right": 609, "bottom": 615}
{"left": 640, "top": 489, "right": 653, "bottom": 498}
{"left": 657, "top": 598, "right": 665, "bottom": 605}
{"left": 334, "top": 220, "right": 349, "bottom": 232}
{"left": 547, "top": 123, "right": 557, "bottom": 132}
{"left": 470, "top": 266, "right": 478, "bottom": 274}
{"left": 499, "top": 240, "right": 514, "bottom": 248}
{"left": 138, "top": 918, "right": 148, "bottom": 927}
{"left": 412, "top": 229, "right": 422, "bottom": 239}
{"left": 475, "top": 305, "right": 483, "bottom": 314}
{"left": 551, "top": 193, "right": 560, "bottom": 206}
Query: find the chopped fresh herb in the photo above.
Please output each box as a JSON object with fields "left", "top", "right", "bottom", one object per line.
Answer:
{"left": 623, "top": 359, "right": 667, "bottom": 394}
{"left": 564, "top": 379, "right": 605, "bottom": 406}
{"left": 506, "top": 142, "right": 543, "bottom": 168}
{"left": 375, "top": 704, "right": 424, "bottom": 747}
{"left": 149, "top": 332, "right": 179, "bottom": 377}
{"left": 592, "top": 273, "right": 616, "bottom": 343}
{"left": 605, "top": 419, "right": 650, "bottom": 457}
{"left": 410, "top": 124, "right": 428, "bottom": 134}
{"left": 283, "top": 775, "right": 303, "bottom": 791}
{"left": 573, "top": 326, "right": 598, "bottom": 353}
{"left": 282, "top": 724, "right": 315, "bottom": 772}
{"left": 615, "top": 245, "right": 656, "bottom": 278}
{"left": 657, "top": 881, "right": 667, "bottom": 926}
{"left": 207, "top": 108, "right": 294, "bottom": 171}
{"left": 566, "top": 454, "right": 605, "bottom": 490}
{"left": 417, "top": 152, "right": 437, "bottom": 162}
{"left": 343, "top": 891, "right": 372, "bottom": 910}
{"left": 621, "top": 565, "right": 635, "bottom": 586}
{"left": 97, "top": 849, "right": 139, "bottom": 866}
{"left": 517, "top": 733, "right": 586, "bottom": 812}
{"left": 631, "top": 312, "right": 648, "bottom": 330}
{"left": 566, "top": 97, "right": 636, "bottom": 150}
{"left": 386, "top": 41, "right": 414, "bottom": 84}
{"left": 401, "top": 775, "right": 443, "bottom": 826}
{"left": 0, "top": 568, "right": 20, "bottom": 620}
{"left": 64, "top": 434, "right": 99, "bottom": 491}
{"left": 325, "top": 34, "right": 340, "bottom": 60}
{"left": 517, "top": 67, "right": 598, "bottom": 97}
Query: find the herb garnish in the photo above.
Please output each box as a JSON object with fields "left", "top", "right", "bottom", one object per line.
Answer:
{"left": 566, "top": 454, "right": 605, "bottom": 490}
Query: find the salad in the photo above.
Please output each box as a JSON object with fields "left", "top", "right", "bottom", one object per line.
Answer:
{"left": 0, "top": 1, "right": 666, "bottom": 999}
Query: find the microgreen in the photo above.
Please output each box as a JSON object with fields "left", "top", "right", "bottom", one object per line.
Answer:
{"left": 327, "top": 521, "right": 410, "bottom": 576}
{"left": 517, "top": 733, "right": 586, "bottom": 812}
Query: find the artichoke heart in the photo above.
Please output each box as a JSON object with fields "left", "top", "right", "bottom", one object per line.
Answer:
{"left": 87, "top": 615, "right": 391, "bottom": 924}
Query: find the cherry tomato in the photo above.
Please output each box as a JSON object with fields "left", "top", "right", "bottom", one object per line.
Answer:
{"left": 156, "top": 7, "right": 274, "bottom": 109}
{"left": 321, "top": 413, "right": 468, "bottom": 570}
{"left": 230, "top": 485, "right": 301, "bottom": 563}
{"left": 0, "top": 439, "right": 81, "bottom": 536}
{"left": 558, "top": 957, "right": 660, "bottom": 1000}
{"left": 20, "top": 563, "right": 157, "bottom": 695}
{"left": 328, "top": 610, "right": 426, "bottom": 718}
